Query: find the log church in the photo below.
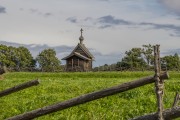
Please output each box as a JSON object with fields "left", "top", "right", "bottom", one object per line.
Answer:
{"left": 62, "top": 29, "right": 94, "bottom": 72}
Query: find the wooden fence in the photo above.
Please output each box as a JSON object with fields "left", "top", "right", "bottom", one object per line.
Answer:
{"left": 1, "top": 45, "right": 180, "bottom": 120}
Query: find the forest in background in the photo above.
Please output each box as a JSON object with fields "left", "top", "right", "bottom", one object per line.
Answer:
{"left": 0, "top": 44, "right": 179, "bottom": 72}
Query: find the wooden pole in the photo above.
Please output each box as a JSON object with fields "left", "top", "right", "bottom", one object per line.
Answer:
{"left": 131, "top": 106, "right": 180, "bottom": 120}
{"left": 6, "top": 72, "right": 169, "bottom": 120}
{"left": 78, "top": 59, "right": 79, "bottom": 67}
{"left": 154, "top": 45, "right": 164, "bottom": 120}
{"left": 172, "top": 92, "right": 180, "bottom": 108}
{"left": 72, "top": 59, "right": 73, "bottom": 69}
{"left": 0, "top": 80, "right": 40, "bottom": 98}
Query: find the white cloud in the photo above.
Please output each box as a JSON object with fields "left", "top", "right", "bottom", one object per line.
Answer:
{"left": 0, "top": 0, "right": 180, "bottom": 56}
{"left": 160, "top": 0, "right": 180, "bottom": 14}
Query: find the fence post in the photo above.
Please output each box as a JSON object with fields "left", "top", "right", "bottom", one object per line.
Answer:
{"left": 154, "top": 45, "right": 164, "bottom": 120}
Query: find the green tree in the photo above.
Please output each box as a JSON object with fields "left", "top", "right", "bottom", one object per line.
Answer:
{"left": 36, "top": 49, "right": 61, "bottom": 72}
{"left": 0, "top": 45, "right": 17, "bottom": 68}
{"left": 109, "top": 63, "right": 117, "bottom": 71}
{"left": 103, "top": 64, "right": 109, "bottom": 71}
{"left": 142, "top": 44, "right": 154, "bottom": 66}
{"left": 123, "top": 48, "right": 146, "bottom": 70}
{"left": 161, "top": 53, "right": 180, "bottom": 70}
{"left": 7, "top": 46, "right": 17, "bottom": 68}
{"left": 16, "top": 46, "right": 35, "bottom": 70}
{"left": 0, "top": 44, "right": 8, "bottom": 66}
{"left": 0, "top": 45, "right": 9, "bottom": 72}
{"left": 0, "top": 45, "right": 35, "bottom": 71}
{"left": 174, "top": 53, "right": 180, "bottom": 71}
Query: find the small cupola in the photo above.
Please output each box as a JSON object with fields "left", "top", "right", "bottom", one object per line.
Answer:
{"left": 79, "top": 28, "right": 84, "bottom": 44}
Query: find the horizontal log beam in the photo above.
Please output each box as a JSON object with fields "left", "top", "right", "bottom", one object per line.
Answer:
{"left": 0, "top": 80, "right": 40, "bottom": 98}
{"left": 6, "top": 72, "right": 169, "bottom": 120}
{"left": 131, "top": 106, "right": 180, "bottom": 120}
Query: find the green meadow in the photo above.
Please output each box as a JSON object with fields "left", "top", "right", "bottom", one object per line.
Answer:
{"left": 0, "top": 71, "right": 180, "bottom": 120}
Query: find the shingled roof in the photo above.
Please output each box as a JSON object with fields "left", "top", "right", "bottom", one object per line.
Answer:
{"left": 62, "top": 43, "right": 94, "bottom": 60}
{"left": 62, "top": 52, "right": 91, "bottom": 60}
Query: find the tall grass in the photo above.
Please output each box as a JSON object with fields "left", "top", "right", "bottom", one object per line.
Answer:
{"left": 0, "top": 71, "right": 180, "bottom": 120}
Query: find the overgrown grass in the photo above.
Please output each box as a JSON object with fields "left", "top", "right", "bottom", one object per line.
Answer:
{"left": 0, "top": 71, "right": 180, "bottom": 120}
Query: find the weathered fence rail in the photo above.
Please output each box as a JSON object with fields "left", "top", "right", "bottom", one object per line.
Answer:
{"left": 131, "top": 106, "right": 180, "bottom": 120}
{"left": 0, "top": 79, "right": 40, "bottom": 98}
{"left": 6, "top": 72, "right": 169, "bottom": 120}
{"left": 132, "top": 93, "right": 180, "bottom": 120}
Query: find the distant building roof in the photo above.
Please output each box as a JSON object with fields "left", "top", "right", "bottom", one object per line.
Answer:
{"left": 62, "top": 52, "right": 91, "bottom": 60}
{"left": 62, "top": 28, "right": 94, "bottom": 61}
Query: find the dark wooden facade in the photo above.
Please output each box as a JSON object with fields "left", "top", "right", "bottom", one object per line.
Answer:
{"left": 62, "top": 29, "right": 94, "bottom": 72}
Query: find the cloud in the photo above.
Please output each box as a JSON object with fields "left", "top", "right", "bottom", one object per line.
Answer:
{"left": 139, "top": 22, "right": 180, "bottom": 36}
{"left": 84, "top": 17, "right": 93, "bottom": 21}
{"left": 98, "top": 15, "right": 133, "bottom": 26}
{"left": 65, "top": 15, "right": 133, "bottom": 28}
{"left": 19, "top": 8, "right": 24, "bottom": 11}
{"left": 98, "top": 0, "right": 109, "bottom": 1}
{"left": 159, "top": 0, "right": 180, "bottom": 14}
{"left": 66, "top": 17, "right": 78, "bottom": 23}
{"left": 29, "top": 8, "right": 38, "bottom": 13}
{"left": 99, "top": 25, "right": 112, "bottom": 29}
{"left": 44, "top": 12, "right": 53, "bottom": 17}
{"left": 26, "top": 8, "right": 53, "bottom": 17}
{"left": 65, "top": 14, "right": 180, "bottom": 36}
{"left": 0, "top": 6, "right": 6, "bottom": 13}
{"left": 161, "top": 48, "right": 180, "bottom": 56}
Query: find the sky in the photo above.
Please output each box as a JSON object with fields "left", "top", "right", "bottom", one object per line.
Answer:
{"left": 1, "top": 0, "right": 180, "bottom": 55}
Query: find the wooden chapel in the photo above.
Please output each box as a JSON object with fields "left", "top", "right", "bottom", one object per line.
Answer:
{"left": 62, "top": 29, "right": 94, "bottom": 72}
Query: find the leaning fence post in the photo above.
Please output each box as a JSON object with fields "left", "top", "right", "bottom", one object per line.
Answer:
{"left": 154, "top": 45, "right": 164, "bottom": 120}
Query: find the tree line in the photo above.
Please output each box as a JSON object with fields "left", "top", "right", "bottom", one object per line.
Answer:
{"left": 1, "top": 44, "right": 180, "bottom": 72}
{"left": 0, "top": 44, "right": 61, "bottom": 72}
{"left": 93, "top": 44, "right": 180, "bottom": 71}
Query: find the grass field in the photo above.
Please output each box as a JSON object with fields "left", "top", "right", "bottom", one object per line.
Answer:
{"left": 0, "top": 71, "right": 180, "bottom": 120}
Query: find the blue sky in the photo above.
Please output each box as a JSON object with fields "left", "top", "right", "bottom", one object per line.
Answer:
{"left": 0, "top": 0, "right": 180, "bottom": 56}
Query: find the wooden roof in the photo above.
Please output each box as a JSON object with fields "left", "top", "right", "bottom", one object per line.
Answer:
{"left": 62, "top": 43, "right": 94, "bottom": 60}
{"left": 62, "top": 28, "right": 94, "bottom": 61}
{"left": 62, "top": 52, "right": 91, "bottom": 60}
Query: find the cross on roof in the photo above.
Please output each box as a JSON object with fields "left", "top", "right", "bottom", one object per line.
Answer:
{"left": 80, "top": 28, "right": 83, "bottom": 36}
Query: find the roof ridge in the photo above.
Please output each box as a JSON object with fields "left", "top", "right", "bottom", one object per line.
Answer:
{"left": 79, "top": 43, "right": 94, "bottom": 58}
